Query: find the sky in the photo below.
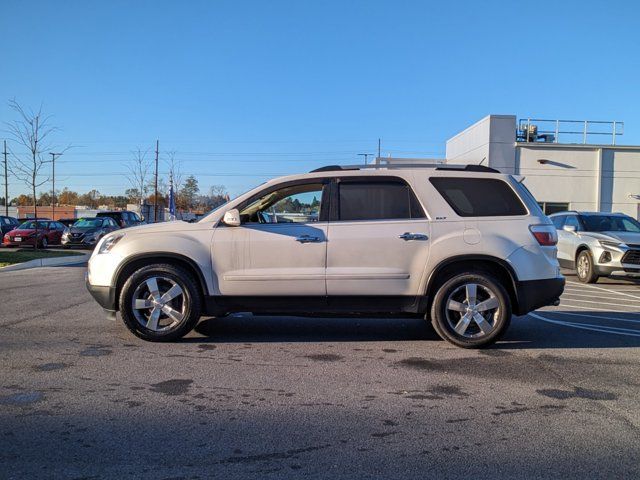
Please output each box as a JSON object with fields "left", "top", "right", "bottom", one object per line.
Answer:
{"left": 1, "top": 0, "right": 639, "bottom": 198}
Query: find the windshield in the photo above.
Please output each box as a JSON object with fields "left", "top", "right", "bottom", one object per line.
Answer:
{"left": 582, "top": 215, "right": 640, "bottom": 233}
{"left": 74, "top": 218, "right": 103, "bottom": 228}
{"left": 18, "top": 221, "right": 48, "bottom": 229}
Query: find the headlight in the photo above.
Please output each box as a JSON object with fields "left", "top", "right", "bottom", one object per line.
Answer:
{"left": 599, "top": 240, "right": 627, "bottom": 251}
{"left": 97, "top": 233, "right": 124, "bottom": 254}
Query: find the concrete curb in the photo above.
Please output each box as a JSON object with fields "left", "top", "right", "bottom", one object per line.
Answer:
{"left": 0, "top": 253, "right": 91, "bottom": 272}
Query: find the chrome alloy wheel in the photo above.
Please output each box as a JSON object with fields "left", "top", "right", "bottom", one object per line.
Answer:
{"left": 577, "top": 254, "right": 589, "bottom": 279}
{"left": 131, "top": 276, "right": 186, "bottom": 332}
{"left": 445, "top": 283, "right": 500, "bottom": 338}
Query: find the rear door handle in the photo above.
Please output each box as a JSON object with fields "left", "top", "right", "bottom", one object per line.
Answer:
{"left": 399, "top": 232, "right": 429, "bottom": 241}
{"left": 295, "top": 235, "right": 322, "bottom": 243}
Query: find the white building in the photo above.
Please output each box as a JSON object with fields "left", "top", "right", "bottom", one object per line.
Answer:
{"left": 442, "top": 115, "right": 640, "bottom": 219}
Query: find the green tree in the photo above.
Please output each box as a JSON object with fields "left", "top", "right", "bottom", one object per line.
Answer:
{"left": 179, "top": 175, "right": 199, "bottom": 209}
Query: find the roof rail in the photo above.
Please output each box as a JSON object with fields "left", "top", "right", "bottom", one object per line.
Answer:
{"left": 309, "top": 164, "right": 500, "bottom": 173}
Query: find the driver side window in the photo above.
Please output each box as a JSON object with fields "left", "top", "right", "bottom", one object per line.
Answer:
{"left": 240, "top": 183, "right": 324, "bottom": 224}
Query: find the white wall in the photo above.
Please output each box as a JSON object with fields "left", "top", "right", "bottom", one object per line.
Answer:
{"left": 446, "top": 115, "right": 517, "bottom": 173}
{"left": 516, "top": 144, "right": 640, "bottom": 219}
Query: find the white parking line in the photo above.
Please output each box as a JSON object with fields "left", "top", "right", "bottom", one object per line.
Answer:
{"left": 529, "top": 312, "right": 640, "bottom": 338}
{"left": 566, "top": 281, "right": 640, "bottom": 301}
{"left": 554, "top": 302, "right": 640, "bottom": 314}
{"left": 542, "top": 310, "right": 640, "bottom": 324}
{"left": 559, "top": 296, "right": 640, "bottom": 309}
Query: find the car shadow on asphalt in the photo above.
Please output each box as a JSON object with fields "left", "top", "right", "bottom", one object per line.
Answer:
{"left": 188, "top": 313, "right": 640, "bottom": 349}
{"left": 192, "top": 315, "right": 440, "bottom": 343}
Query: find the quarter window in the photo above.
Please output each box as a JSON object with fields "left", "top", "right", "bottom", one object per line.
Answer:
{"left": 338, "top": 181, "right": 425, "bottom": 221}
{"left": 430, "top": 177, "right": 527, "bottom": 217}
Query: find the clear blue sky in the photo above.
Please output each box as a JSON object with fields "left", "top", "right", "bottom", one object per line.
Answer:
{"left": 1, "top": 0, "right": 639, "bottom": 198}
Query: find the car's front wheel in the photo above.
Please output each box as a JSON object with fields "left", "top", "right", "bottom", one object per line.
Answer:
{"left": 430, "top": 272, "right": 511, "bottom": 348}
{"left": 119, "top": 264, "right": 202, "bottom": 341}
{"left": 576, "top": 250, "right": 599, "bottom": 283}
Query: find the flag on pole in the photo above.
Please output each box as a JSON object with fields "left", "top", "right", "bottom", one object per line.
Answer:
{"left": 169, "top": 177, "right": 176, "bottom": 221}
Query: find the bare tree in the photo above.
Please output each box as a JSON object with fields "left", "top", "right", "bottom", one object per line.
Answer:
{"left": 165, "top": 151, "right": 183, "bottom": 193}
{"left": 5, "top": 100, "right": 58, "bottom": 249}
{"left": 125, "top": 148, "right": 151, "bottom": 206}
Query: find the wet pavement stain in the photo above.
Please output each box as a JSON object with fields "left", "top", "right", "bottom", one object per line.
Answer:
{"left": 149, "top": 379, "right": 194, "bottom": 396}
{"left": 80, "top": 346, "right": 112, "bottom": 357}
{"left": 198, "top": 344, "right": 217, "bottom": 351}
{"left": 216, "top": 444, "right": 331, "bottom": 464}
{"left": 0, "top": 391, "right": 44, "bottom": 405}
{"left": 536, "top": 387, "right": 617, "bottom": 401}
{"left": 304, "top": 354, "right": 343, "bottom": 362}
{"left": 34, "top": 362, "right": 68, "bottom": 372}
{"left": 371, "top": 431, "right": 398, "bottom": 438}
{"left": 492, "top": 407, "right": 530, "bottom": 416}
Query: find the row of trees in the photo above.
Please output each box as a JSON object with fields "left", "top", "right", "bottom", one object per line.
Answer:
{"left": 1, "top": 100, "right": 229, "bottom": 214}
{"left": 8, "top": 179, "right": 229, "bottom": 211}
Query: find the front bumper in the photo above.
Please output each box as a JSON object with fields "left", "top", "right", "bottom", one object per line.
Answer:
{"left": 592, "top": 245, "right": 640, "bottom": 276}
{"left": 3, "top": 237, "right": 37, "bottom": 247}
{"left": 514, "top": 277, "right": 565, "bottom": 316}
{"left": 62, "top": 235, "right": 99, "bottom": 247}
{"left": 86, "top": 274, "right": 117, "bottom": 312}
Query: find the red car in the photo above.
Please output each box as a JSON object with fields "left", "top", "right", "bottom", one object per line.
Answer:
{"left": 2, "top": 219, "right": 66, "bottom": 248}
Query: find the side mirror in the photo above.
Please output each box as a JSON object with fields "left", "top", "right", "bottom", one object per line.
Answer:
{"left": 223, "top": 209, "right": 241, "bottom": 227}
{"left": 563, "top": 225, "right": 576, "bottom": 233}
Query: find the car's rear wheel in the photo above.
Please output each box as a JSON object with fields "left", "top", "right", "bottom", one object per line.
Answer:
{"left": 430, "top": 272, "right": 511, "bottom": 348}
{"left": 119, "top": 264, "right": 202, "bottom": 341}
{"left": 576, "top": 250, "right": 599, "bottom": 283}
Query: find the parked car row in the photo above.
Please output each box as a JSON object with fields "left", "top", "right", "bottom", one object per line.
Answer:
{"left": 1, "top": 211, "right": 144, "bottom": 249}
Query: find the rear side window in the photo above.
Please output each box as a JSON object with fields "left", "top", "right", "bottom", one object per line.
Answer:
{"left": 338, "top": 181, "right": 425, "bottom": 221}
{"left": 551, "top": 215, "right": 566, "bottom": 229}
{"left": 430, "top": 177, "right": 527, "bottom": 217}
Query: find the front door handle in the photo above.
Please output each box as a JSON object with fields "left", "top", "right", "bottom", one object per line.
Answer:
{"left": 295, "top": 235, "right": 322, "bottom": 243}
{"left": 399, "top": 232, "right": 429, "bottom": 241}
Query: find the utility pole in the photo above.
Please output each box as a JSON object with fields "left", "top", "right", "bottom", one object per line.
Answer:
{"left": 154, "top": 139, "right": 159, "bottom": 223}
{"left": 3, "top": 141, "right": 8, "bottom": 216}
{"left": 49, "top": 152, "right": 62, "bottom": 220}
{"left": 377, "top": 138, "right": 381, "bottom": 162}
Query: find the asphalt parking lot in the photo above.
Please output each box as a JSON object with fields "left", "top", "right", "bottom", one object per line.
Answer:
{"left": 1, "top": 267, "right": 640, "bottom": 479}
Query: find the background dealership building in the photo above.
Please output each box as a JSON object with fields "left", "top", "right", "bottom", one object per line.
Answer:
{"left": 440, "top": 115, "right": 640, "bottom": 219}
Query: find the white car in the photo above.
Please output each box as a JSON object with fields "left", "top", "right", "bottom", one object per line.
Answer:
{"left": 86, "top": 164, "right": 564, "bottom": 348}
{"left": 549, "top": 211, "right": 640, "bottom": 283}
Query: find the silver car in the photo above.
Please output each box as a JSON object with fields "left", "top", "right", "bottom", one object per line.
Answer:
{"left": 549, "top": 211, "right": 640, "bottom": 283}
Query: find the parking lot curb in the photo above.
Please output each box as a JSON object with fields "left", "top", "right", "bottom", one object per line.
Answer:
{"left": 0, "top": 253, "right": 90, "bottom": 272}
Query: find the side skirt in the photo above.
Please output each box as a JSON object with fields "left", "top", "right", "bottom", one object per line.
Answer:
{"left": 204, "top": 295, "right": 429, "bottom": 317}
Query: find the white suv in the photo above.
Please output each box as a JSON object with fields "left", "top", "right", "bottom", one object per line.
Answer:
{"left": 86, "top": 164, "right": 564, "bottom": 348}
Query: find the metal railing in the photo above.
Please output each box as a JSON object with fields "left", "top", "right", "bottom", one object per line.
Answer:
{"left": 517, "top": 118, "right": 624, "bottom": 145}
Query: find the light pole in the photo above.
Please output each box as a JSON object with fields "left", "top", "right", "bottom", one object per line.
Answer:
{"left": 49, "top": 152, "right": 63, "bottom": 220}
{"left": 358, "top": 153, "right": 374, "bottom": 165}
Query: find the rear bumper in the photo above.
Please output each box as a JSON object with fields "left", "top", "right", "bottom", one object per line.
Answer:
{"left": 514, "top": 277, "right": 565, "bottom": 316}
{"left": 86, "top": 275, "right": 117, "bottom": 312}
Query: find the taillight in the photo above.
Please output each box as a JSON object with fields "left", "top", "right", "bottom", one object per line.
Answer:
{"left": 529, "top": 224, "right": 557, "bottom": 246}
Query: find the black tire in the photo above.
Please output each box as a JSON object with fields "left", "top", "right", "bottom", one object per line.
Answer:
{"left": 430, "top": 272, "right": 511, "bottom": 348}
{"left": 576, "top": 250, "right": 598, "bottom": 283}
{"left": 119, "top": 263, "right": 202, "bottom": 342}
